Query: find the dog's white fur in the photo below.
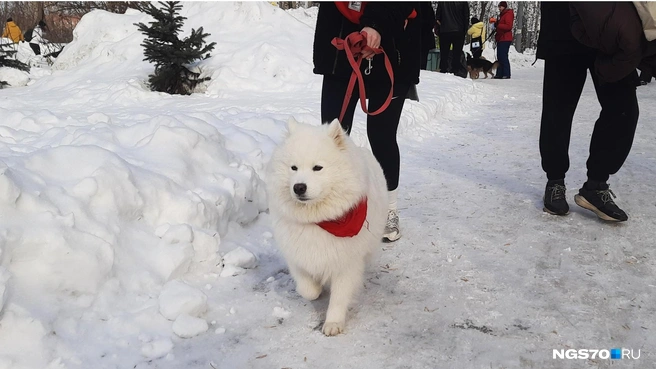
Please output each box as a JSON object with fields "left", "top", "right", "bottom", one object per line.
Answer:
{"left": 266, "top": 118, "right": 387, "bottom": 336}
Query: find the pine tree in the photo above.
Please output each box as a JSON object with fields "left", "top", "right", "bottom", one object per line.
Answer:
{"left": 135, "top": 1, "right": 216, "bottom": 95}
{"left": 0, "top": 44, "right": 30, "bottom": 89}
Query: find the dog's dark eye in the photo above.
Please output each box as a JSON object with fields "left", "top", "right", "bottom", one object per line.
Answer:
{"left": 313, "top": 165, "right": 323, "bottom": 171}
{"left": 291, "top": 166, "right": 297, "bottom": 171}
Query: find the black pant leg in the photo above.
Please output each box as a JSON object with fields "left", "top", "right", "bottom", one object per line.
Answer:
{"left": 586, "top": 71, "right": 639, "bottom": 182}
{"left": 365, "top": 84, "right": 410, "bottom": 191}
{"left": 539, "top": 54, "right": 590, "bottom": 180}
{"left": 438, "top": 33, "right": 453, "bottom": 73}
{"left": 321, "top": 75, "right": 360, "bottom": 134}
{"left": 420, "top": 48, "right": 429, "bottom": 70}
{"left": 639, "top": 68, "right": 653, "bottom": 83}
{"left": 450, "top": 32, "right": 465, "bottom": 75}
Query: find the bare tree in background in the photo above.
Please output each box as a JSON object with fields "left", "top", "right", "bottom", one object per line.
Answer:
{"left": 515, "top": 1, "right": 524, "bottom": 53}
{"left": 479, "top": 2, "right": 489, "bottom": 23}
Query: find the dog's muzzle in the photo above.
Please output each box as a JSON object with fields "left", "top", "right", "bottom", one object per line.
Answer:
{"left": 293, "top": 183, "right": 309, "bottom": 201}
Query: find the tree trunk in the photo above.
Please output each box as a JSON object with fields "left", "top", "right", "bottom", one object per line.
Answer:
{"left": 479, "top": 1, "right": 488, "bottom": 22}
{"left": 514, "top": 1, "right": 524, "bottom": 53}
{"left": 37, "top": 1, "right": 45, "bottom": 21}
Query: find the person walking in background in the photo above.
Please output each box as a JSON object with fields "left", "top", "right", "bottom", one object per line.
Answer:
{"left": 435, "top": 1, "right": 469, "bottom": 78}
{"left": 28, "top": 20, "right": 47, "bottom": 56}
{"left": 467, "top": 17, "right": 485, "bottom": 59}
{"left": 313, "top": 2, "right": 426, "bottom": 242}
{"left": 2, "top": 18, "right": 24, "bottom": 43}
{"left": 420, "top": 2, "right": 437, "bottom": 70}
{"left": 493, "top": 1, "right": 513, "bottom": 79}
{"left": 538, "top": 2, "right": 656, "bottom": 222}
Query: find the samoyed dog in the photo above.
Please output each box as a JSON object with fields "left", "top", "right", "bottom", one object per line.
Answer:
{"left": 266, "top": 118, "right": 388, "bottom": 336}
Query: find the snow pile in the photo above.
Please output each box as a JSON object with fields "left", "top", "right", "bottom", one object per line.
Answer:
{"left": 0, "top": 41, "right": 34, "bottom": 88}
{"left": 220, "top": 246, "right": 258, "bottom": 277}
{"left": 158, "top": 280, "right": 209, "bottom": 339}
{"left": 0, "top": 108, "right": 268, "bottom": 367}
{"left": 158, "top": 280, "right": 208, "bottom": 321}
{"left": 398, "top": 72, "right": 479, "bottom": 139}
{"left": 53, "top": 9, "right": 152, "bottom": 73}
{"left": 54, "top": 3, "right": 317, "bottom": 95}
{"left": 0, "top": 65, "right": 29, "bottom": 87}
{"left": 0, "top": 4, "right": 305, "bottom": 368}
{"left": 286, "top": 6, "right": 320, "bottom": 28}
{"left": 477, "top": 41, "right": 543, "bottom": 68}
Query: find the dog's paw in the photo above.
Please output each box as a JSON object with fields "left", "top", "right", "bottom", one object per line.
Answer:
{"left": 322, "top": 321, "right": 345, "bottom": 336}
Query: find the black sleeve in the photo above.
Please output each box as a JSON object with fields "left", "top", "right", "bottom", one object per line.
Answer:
{"left": 464, "top": 3, "right": 470, "bottom": 33}
{"left": 420, "top": 2, "right": 436, "bottom": 29}
{"left": 435, "top": 2, "right": 442, "bottom": 24}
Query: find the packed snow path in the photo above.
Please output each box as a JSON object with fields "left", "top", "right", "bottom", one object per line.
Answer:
{"left": 166, "top": 69, "right": 655, "bottom": 369}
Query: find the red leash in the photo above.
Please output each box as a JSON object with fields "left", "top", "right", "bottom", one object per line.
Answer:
{"left": 331, "top": 31, "right": 394, "bottom": 123}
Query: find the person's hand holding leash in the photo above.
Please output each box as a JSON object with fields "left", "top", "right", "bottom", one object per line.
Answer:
{"left": 360, "top": 26, "right": 380, "bottom": 59}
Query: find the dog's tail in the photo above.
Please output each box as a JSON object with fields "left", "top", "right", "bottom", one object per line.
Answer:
{"left": 492, "top": 61, "right": 500, "bottom": 72}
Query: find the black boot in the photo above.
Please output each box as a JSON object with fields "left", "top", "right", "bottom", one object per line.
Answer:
{"left": 574, "top": 180, "right": 628, "bottom": 222}
{"left": 543, "top": 179, "right": 569, "bottom": 215}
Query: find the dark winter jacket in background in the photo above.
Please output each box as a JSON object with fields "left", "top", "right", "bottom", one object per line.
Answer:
{"left": 420, "top": 2, "right": 437, "bottom": 52}
{"left": 494, "top": 8, "right": 514, "bottom": 42}
{"left": 537, "top": 1, "right": 656, "bottom": 82}
{"left": 313, "top": 2, "right": 425, "bottom": 87}
{"left": 536, "top": 2, "right": 594, "bottom": 59}
{"left": 435, "top": 2, "right": 469, "bottom": 34}
{"left": 569, "top": 2, "right": 646, "bottom": 83}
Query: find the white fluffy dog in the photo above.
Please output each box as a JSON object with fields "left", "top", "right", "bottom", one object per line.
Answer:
{"left": 266, "top": 118, "right": 388, "bottom": 336}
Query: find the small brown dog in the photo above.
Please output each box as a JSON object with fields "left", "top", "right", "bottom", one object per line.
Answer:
{"left": 466, "top": 53, "right": 499, "bottom": 79}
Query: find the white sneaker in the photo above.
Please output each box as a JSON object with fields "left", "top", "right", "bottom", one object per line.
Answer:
{"left": 383, "top": 209, "right": 401, "bottom": 242}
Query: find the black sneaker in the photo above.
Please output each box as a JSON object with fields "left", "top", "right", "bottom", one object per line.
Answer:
{"left": 543, "top": 179, "right": 569, "bottom": 215}
{"left": 574, "top": 181, "right": 628, "bottom": 222}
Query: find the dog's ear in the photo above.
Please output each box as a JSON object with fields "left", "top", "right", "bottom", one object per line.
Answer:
{"left": 327, "top": 119, "right": 347, "bottom": 149}
{"left": 287, "top": 116, "right": 299, "bottom": 135}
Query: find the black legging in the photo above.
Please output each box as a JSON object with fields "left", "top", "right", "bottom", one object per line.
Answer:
{"left": 321, "top": 75, "right": 409, "bottom": 191}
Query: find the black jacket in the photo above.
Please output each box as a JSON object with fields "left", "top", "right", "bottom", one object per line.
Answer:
{"left": 420, "top": 2, "right": 437, "bottom": 52}
{"left": 312, "top": 2, "right": 424, "bottom": 87}
{"left": 536, "top": 2, "right": 595, "bottom": 60}
{"left": 570, "top": 2, "right": 654, "bottom": 83}
{"left": 435, "top": 2, "right": 469, "bottom": 34}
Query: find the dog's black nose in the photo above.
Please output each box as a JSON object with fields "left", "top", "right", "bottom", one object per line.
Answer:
{"left": 293, "top": 183, "right": 307, "bottom": 195}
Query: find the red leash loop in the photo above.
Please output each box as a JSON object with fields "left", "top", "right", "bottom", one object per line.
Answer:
{"left": 330, "top": 31, "right": 395, "bottom": 123}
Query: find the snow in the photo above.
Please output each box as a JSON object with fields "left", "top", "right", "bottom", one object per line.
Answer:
{"left": 464, "top": 41, "right": 544, "bottom": 69}
{"left": 0, "top": 64, "right": 29, "bottom": 87}
{"left": 0, "top": 3, "right": 654, "bottom": 369}
{"left": 223, "top": 246, "right": 258, "bottom": 269}
{"left": 140, "top": 338, "right": 173, "bottom": 359}
{"left": 158, "top": 280, "right": 207, "bottom": 321}
{"left": 172, "top": 314, "right": 209, "bottom": 339}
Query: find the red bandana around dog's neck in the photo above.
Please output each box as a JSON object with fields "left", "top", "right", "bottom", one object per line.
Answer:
{"left": 317, "top": 197, "right": 368, "bottom": 237}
